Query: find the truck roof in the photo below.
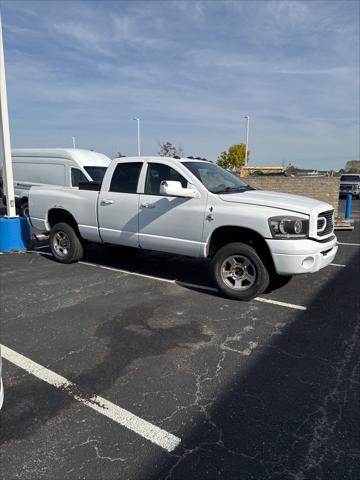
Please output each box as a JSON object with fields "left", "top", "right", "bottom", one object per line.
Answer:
{"left": 112, "top": 156, "right": 211, "bottom": 164}
{"left": 12, "top": 148, "right": 111, "bottom": 168}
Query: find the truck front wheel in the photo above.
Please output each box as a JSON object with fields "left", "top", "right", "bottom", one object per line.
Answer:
{"left": 50, "top": 222, "right": 83, "bottom": 264}
{"left": 212, "top": 242, "right": 270, "bottom": 301}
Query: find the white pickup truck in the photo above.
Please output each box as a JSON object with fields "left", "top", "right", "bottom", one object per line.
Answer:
{"left": 29, "top": 156, "right": 338, "bottom": 300}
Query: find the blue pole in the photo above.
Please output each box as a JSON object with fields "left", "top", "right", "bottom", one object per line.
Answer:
{"left": 345, "top": 194, "right": 352, "bottom": 220}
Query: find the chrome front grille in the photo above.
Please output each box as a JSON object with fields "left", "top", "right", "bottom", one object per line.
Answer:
{"left": 317, "top": 210, "right": 334, "bottom": 237}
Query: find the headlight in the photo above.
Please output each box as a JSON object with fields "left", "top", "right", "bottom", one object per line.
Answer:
{"left": 269, "top": 216, "right": 309, "bottom": 239}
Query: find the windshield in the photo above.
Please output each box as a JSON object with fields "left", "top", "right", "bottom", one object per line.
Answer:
{"left": 84, "top": 166, "right": 107, "bottom": 182}
{"left": 340, "top": 175, "right": 360, "bottom": 182}
{"left": 183, "top": 161, "right": 251, "bottom": 194}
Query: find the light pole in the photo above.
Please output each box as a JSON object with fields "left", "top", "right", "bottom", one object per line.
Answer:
{"left": 72, "top": 136, "right": 76, "bottom": 149}
{"left": 244, "top": 115, "right": 250, "bottom": 166}
{"left": 0, "top": 14, "right": 16, "bottom": 217}
{"left": 133, "top": 117, "right": 141, "bottom": 156}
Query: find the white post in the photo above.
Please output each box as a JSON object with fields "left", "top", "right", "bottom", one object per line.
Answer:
{"left": 244, "top": 115, "right": 250, "bottom": 166}
{"left": 72, "top": 136, "right": 76, "bottom": 149}
{"left": 133, "top": 117, "right": 141, "bottom": 156}
{"left": 0, "top": 14, "right": 16, "bottom": 217}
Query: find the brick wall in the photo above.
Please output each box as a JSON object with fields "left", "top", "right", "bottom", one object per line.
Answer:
{"left": 246, "top": 176, "right": 340, "bottom": 217}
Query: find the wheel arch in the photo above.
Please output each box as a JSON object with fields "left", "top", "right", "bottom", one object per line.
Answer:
{"left": 206, "top": 225, "right": 275, "bottom": 271}
{"left": 47, "top": 208, "right": 81, "bottom": 237}
{"left": 20, "top": 195, "right": 28, "bottom": 206}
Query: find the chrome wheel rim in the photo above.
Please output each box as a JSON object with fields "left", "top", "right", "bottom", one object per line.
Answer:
{"left": 52, "top": 231, "right": 70, "bottom": 258}
{"left": 220, "top": 255, "right": 256, "bottom": 290}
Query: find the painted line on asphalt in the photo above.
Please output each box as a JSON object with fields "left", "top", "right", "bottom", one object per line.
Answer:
{"left": 254, "top": 297, "right": 307, "bottom": 311}
{"left": 29, "top": 250, "right": 52, "bottom": 256}
{"left": 330, "top": 263, "right": 346, "bottom": 268}
{"left": 338, "top": 242, "right": 360, "bottom": 246}
{"left": 28, "top": 250, "right": 307, "bottom": 311}
{"left": 1, "top": 344, "right": 181, "bottom": 452}
{"left": 80, "top": 260, "right": 176, "bottom": 284}
{"left": 177, "top": 281, "right": 218, "bottom": 292}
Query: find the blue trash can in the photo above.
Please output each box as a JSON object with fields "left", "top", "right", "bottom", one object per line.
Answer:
{"left": 0, "top": 216, "right": 31, "bottom": 251}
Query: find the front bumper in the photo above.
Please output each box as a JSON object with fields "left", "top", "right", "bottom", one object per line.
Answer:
{"left": 266, "top": 236, "right": 338, "bottom": 275}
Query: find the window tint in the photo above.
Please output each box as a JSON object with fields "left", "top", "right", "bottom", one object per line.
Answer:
{"left": 145, "top": 163, "right": 188, "bottom": 195}
{"left": 340, "top": 175, "right": 360, "bottom": 182}
{"left": 84, "top": 166, "right": 107, "bottom": 182}
{"left": 71, "top": 168, "right": 89, "bottom": 187}
{"left": 110, "top": 162, "right": 142, "bottom": 193}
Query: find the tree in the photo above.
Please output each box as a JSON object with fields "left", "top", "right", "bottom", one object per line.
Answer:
{"left": 217, "top": 144, "right": 249, "bottom": 170}
{"left": 158, "top": 141, "right": 183, "bottom": 158}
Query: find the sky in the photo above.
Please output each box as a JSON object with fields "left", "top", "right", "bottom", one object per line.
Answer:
{"left": 0, "top": 0, "right": 359, "bottom": 169}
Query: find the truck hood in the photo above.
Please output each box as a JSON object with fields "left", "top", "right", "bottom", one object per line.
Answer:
{"left": 219, "top": 190, "right": 332, "bottom": 215}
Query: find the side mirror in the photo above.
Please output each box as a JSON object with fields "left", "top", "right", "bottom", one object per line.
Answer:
{"left": 160, "top": 180, "right": 199, "bottom": 198}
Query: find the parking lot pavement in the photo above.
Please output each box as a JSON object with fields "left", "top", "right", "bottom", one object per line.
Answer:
{"left": 1, "top": 219, "right": 359, "bottom": 479}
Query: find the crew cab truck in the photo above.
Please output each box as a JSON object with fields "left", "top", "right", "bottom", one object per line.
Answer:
{"left": 28, "top": 157, "right": 338, "bottom": 301}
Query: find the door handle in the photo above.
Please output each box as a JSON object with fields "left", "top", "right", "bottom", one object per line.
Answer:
{"left": 100, "top": 199, "right": 114, "bottom": 205}
{"left": 141, "top": 202, "right": 155, "bottom": 209}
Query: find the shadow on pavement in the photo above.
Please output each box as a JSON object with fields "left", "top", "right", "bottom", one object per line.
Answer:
{"left": 147, "top": 249, "right": 360, "bottom": 480}
{"left": 36, "top": 241, "right": 293, "bottom": 295}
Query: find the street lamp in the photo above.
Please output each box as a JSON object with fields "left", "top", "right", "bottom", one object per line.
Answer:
{"left": 133, "top": 117, "right": 141, "bottom": 156}
{"left": 0, "top": 14, "right": 16, "bottom": 217}
{"left": 244, "top": 115, "right": 250, "bottom": 166}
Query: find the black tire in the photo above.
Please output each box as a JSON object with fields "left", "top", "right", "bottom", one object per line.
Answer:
{"left": 20, "top": 201, "right": 29, "bottom": 217}
{"left": 50, "top": 222, "right": 83, "bottom": 264}
{"left": 211, "top": 242, "right": 270, "bottom": 301}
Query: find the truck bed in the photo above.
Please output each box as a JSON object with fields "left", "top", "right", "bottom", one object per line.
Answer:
{"left": 29, "top": 186, "right": 102, "bottom": 242}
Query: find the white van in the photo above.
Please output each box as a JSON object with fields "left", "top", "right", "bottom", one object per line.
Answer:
{"left": 11, "top": 148, "right": 111, "bottom": 214}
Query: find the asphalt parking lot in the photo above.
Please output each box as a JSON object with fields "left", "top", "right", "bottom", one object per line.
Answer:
{"left": 1, "top": 200, "right": 359, "bottom": 480}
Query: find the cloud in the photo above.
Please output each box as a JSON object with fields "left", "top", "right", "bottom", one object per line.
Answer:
{"left": 1, "top": 0, "right": 358, "bottom": 167}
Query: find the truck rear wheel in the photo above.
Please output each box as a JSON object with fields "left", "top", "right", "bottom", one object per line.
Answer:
{"left": 211, "top": 242, "right": 269, "bottom": 301}
{"left": 50, "top": 222, "right": 83, "bottom": 264}
{"left": 20, "top": 201, "right": 29, "bottom": 217}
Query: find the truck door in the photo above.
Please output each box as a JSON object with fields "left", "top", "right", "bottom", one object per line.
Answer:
{"left": 138, "top": 162, "right": 206, "bottom": 256}
{"left": 98, "top": 161, "right": 143, "bottom": 247}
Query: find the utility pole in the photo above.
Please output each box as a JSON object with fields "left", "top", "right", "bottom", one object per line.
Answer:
{"left": 72, "top": 136, "right": 76, "bottom": 149}
{"left": 133, "top": 117, "right": 141, "bottom": 156}
{"left": 0, "top": 14, "right": 16, "bottom": 217}
{"left": 244, "top": 115, "right": 250, "bottom": 166}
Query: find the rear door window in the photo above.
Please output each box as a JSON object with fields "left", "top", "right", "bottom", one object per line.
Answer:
{"left": 109, "top": 162, "right": 143, "bottom": 193}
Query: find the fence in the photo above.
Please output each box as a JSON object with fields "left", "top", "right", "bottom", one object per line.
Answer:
{"left": 245, "top": 176, "right": 340, "bottom": 217}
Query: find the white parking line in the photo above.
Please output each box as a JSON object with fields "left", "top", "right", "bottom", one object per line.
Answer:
{"left": 1, "top": 344, "right": 181, "bottom": 452}
{"left": 28, "top": 250, "right": 307, "bottom": 311}
{"left": 177, "top": 281, "right": 218, "bottom": 292}
{"left": 338, "top": 242, "right": 360, "bottom": 246}
{"left": 254, "top": 297, "right": 307, "bottom": 311}
{"left": 79, "top": 260, "right": 175, "bottom": 284}
{"left": 330, "top": 263, "right": 346, "bottom": 267}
